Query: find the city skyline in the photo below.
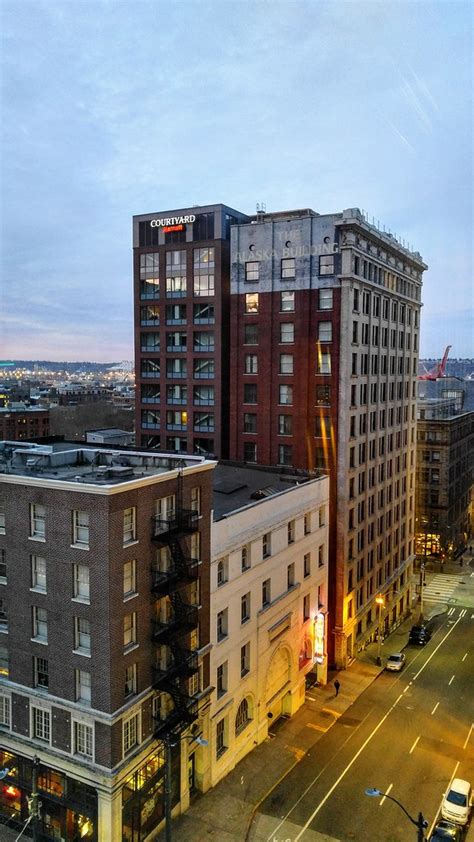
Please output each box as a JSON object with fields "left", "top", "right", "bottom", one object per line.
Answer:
{"left": 1, "top": 0, "right": 473, "bottom": 361}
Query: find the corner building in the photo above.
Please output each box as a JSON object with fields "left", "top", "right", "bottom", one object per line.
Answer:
{"left": 133, "top": 204, "right": 249, "bottom": 459}
{"left": 229, "top": 208, "right": 427, "bottom": 666}
{"left": 0, "top": 441, "right": 215, "bottom": 841}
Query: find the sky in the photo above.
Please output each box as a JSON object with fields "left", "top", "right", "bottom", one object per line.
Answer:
{"left": 1, "top": 0, "right": 472, "bottom": 362}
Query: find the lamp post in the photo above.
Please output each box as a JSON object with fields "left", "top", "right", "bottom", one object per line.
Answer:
{"left": 365, "top": 788, "right": 428, "bottom": 842}
{"left": 375, "top": 595, "right": 385, "bottom": 666}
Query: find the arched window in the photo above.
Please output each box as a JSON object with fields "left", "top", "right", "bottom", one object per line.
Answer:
{"left": 241, "top": 546, "right": 249, "bottom": 571}
{"left": 235, "top": 698, "right": 251, "bottom": 736}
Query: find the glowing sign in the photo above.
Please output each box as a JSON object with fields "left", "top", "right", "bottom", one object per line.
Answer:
{"left": 314, "top": 612, "right": 326, "bottom": 663}
{"left": 150, "top": 215, "right": 196, "bottom": 228}
{"left": 163, "top": 225, "right": 184, "bottom": 233}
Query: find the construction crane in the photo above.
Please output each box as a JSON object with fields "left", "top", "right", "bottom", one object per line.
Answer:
{"left": 418, "top": 345, "right": 452, "bottom": 381}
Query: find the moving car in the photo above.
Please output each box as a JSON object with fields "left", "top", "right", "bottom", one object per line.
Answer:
{"left": 429, "top": 820, "right": 463, "bottom": 840}
{"left": 385, "top": 652, "right": 406, "bottom": 671}
{"left": 409, "top": 624, "right": 432, "bottom": 645}
{"left": 441, "top": 778, "right": 472, "bottom": 826}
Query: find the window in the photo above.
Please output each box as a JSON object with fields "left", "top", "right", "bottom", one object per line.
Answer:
{"left": 0, "top": 646, "right": 8, "bottom": 677}
{"left": 217, "top": 558, "right": 228, "bottom": 587}
{"left": 243, "top": 442, "right": 257, "bottom": 463}
{"left": 316, "top": 384, "right": 331, "bottom": 406}
{"left": 318, "top": 506, "right": 326, "bottom": 527}
{"left": 318, "top": 288, "right": 333, "bottom": 310}
{"left": 0, "top": 505, "right": 5, "bottom": 534}
{"left": 32, "top": 606, "right": 47, "bottom": 642}
{"left": 317, "top": 352, "right": 331, "bottom": 374}
{"left": 262, "top": 533, "right": 271, "bottom": 558}
{"left": 240, "top": 642, "right": 250, "bottom": 677}
{"left": 244, "top": 383, "right": 257, "bottom": 404}
{"left": 241, "top": 546, "right": 250, "bottom": 571}
{"left": 278, "top": 444, "right": 292, "bottom": 465}
{"left": 125, "top": 664, "right": 137, "bottom": 698}
{"left": 243, "top": 413, "right": 257, "bottom": 433}
{"left": 193, "top": 331, "right": 214, "bottom": 352}
{"left": 280, "top": 290, "right": 295, "bottom": 311}
{"left": 123, "top": 713, "right": 140, "bottom": 755}
{"left": 191, "top": 486, "right": 201, "bottom": 516}
{"left": 74, "top": 722, "right": 93, "bottom": 759}
{"left": 241, "top": 592, "right": 250, "bottom": 624}
{"left": 281, "top": 258, "right": 296, "bottom": 278}
{"left": 279, "top": 354, "right": 293, "bottom": 374}
{"left": 193, "top": 385, "right": 214, "bottom": 405}
{"left": 287, "top": 563, "right": 295, "bottom": 588}
{"left": 216, "top": 717, "right": 227, "bottom": 758}
{"left": 73, "top": 564, "right": 90, "bottom": 602}
{"left": 319, "top": 255, "right": 334, "bottom": 275}
{"left": 193, "top": 302, "right": 215, "bottom": 323}
{"left": 303, "top": 594, "right": 310, "bottom": 621}
{"left": 245, "top": 293, "right": 259, "bottom": 313}
{"left": 32, "top": 707, "right": 50, "bottom": 742}
{"left": 280, "top": 323, "right": 294, "bottom": 343}
{"left": 0, "top": 695, "right": 10, "bottom": 727}
{"left": 30, "top": 504, "right": 45, "bottom": 539}
{"left": 74, "top": 617, "right": 91, "bottom": 655}
{"left": 235, "top": 698, "right": 251, "bottom": 735}
{"left": 166, "top": 303, "right": 186, "bottom": 324}
{"left": 279, "top": 384, "right": 293, "bottom": 405}
{"left": 278, "top": 415, "right": 293, "bottom": 436}
{"left": 76, "top": 669, "right": 91, "bottom": 704}
{"left": 318, "top": 546, "right": 325, "bottom": 567}
{"left": 216, "top": 661, "right": 228, "bottom": 698}
{"left": 318, "top": 322, "right": 332, "bottom": 342}
{"left": 304, "top": 552, "right": 311, "bottom": 577}
{"left": 262, "top": 578, "right": 271, "bottom": 606}
{"left": 245, "top": 354, "right": 258, "bottom": 374}
{"left": 0, "top": 551, "right": 6, "bottom": 584}
{"left": 166, "top": 250, "right": 186, "bottom": 296}
{"left": 123, "top": 508, "right": 137, "bottom": 545}
{"left": 217, "top": 608, "right": 228, "bottom": 642}
{"left": 244, "top": 323, "right": 259, "bottom": 344}
{"left": 141, "top": 332, "right": 160, "bottom": 352}
{"left": 194, "top": 411, "right": 214, "bottom": 432}
{"left": 245, "top": 261, "right": 259, "bottom": 281}
{"left": 288, "top": 520, "right": 295, "bottom": 544}
{"left": 123, "top": 561, "right": 137, "bottom": 598}
{"left": 34, "top": 657, "right": 48, "bottom": 690}
{"left": 124, "top": 613, "right": 137, "bottom": 651}
{"left": 140, "top": 304, "right": 160, "bottom": 326}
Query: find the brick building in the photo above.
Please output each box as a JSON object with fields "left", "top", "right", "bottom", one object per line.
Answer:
{"left": 0, "top": 406, "right": 50, "bottom": 441}
{"left": 133, "top": 204, "right": 249, "bottom": 458}
{"left": 0, "top": 441, "right": 215, "bottom": 841}
{"left": 229, "top": 207, "right": 427, "bottom": 666}
{"left": 416, "top": 398, "right": 473, "bottom": 558}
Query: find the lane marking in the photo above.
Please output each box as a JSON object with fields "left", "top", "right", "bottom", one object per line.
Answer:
{"left": 427, "top": 762, "right": 460, "bottom": 838}
{"left": 269, "top": 614, "right": 463, "bottom": 842}
{"left": 448, "top": 674, "right": 455, "bottom": 686}
{"left": 463, "top": 724, "right": 473, "bottom": 750}
{"left": 460, "top": 609, "right": 467, "bottom": 618}
{"left": 462, "top": 653, "right": 468, "bottom": 662}
{"left": 412, "top": 614, "right": 464, "bottom": 682}
{"left": 306, "top": 723, "right": 329, "bottom": 733}
{"left": 431, "top": 702, "right": 440, "bottom": 715}
{"left": 379, "top": 782, "right": 393, "bottom": 806}
{"left": 409, "top": 735, "right": 420, "bottom": 754}
{"left": 306, "top": 695, "right": 317, "bottom": 701}
{"left": 448, "top": 607, "right": 455, "bottom": 616}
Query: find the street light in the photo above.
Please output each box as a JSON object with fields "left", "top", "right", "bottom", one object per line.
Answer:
{"left": 365, "top": 788, "right": 428, "bottom": 842}
{"left": 375, "top": 595, "right": 385, "bottom": 666}
{"left": 163, "top": 728, "right": 208, "bottom": 842}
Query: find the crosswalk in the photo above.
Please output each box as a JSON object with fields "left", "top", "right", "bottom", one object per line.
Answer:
{"left": 422, "top": 574, "right": 465, "bottom": 604}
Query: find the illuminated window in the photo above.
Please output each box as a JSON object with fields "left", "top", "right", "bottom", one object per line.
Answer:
{"left": 245, "top": 293, "right": 259, "bottom": 313}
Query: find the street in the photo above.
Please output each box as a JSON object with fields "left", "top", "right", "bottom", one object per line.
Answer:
{"left": 251, "top": 602, "right": 474, "bottom": 842}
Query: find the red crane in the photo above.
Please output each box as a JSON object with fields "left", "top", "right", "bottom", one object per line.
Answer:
{"left": 418, "top": 345, "right": 452, "bottom": 381}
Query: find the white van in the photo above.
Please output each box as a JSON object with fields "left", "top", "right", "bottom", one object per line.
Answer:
{"left": 441, "top": 778, "right": 472, "bottom": 826}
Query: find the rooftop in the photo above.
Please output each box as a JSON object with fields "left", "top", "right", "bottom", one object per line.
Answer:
{"left": 212, "top": 463, "right": 325, "bottom": 521}
{"left": 0, "top": 441, "right": 212, "bottom": 486}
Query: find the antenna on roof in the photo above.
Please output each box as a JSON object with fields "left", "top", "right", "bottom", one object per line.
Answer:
{"left": 256, "top": 202, "right": 266, "bottom": 223}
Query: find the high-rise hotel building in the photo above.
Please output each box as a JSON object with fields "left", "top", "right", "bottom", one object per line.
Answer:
{"left": 133, "top": 204, "right": 249, "bottom": 458}
{"left": 229, "top": 208, "right": 427, "bottom": 666}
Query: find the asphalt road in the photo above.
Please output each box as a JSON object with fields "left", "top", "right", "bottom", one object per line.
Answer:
{"left": 256, "top": 605, "right": 474, "bottom": 842}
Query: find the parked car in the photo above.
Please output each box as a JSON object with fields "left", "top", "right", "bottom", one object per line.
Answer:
{"left": 385, "top": 652, "right": 406, "bottom": 671}
{"left": 441, "top": 778, "right": 472, "bottom": 826}
{"left": 429, "top": 820, "right": 464, "bottom": 840}
{"left": 409, "top": 624, "right": 432, "bottom": 645}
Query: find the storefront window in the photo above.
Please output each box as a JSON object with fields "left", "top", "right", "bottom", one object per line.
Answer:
{"left": 122, "top": 747, "right": 177, "bottom": 842}
{"left": 38, "top": 768, "right": 65, "bottom": 798}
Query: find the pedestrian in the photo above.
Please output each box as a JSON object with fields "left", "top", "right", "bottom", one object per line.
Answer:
{"left": 334, "top": 678, "right": 340, "bottom": 697}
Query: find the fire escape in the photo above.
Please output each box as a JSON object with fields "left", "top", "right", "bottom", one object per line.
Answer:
{"left": 151, "top": 471, "right": 200, "bottom": 738}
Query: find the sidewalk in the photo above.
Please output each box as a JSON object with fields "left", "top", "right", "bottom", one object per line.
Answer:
{"left": 156, "top": 618, "right": 415, "bottom": 842}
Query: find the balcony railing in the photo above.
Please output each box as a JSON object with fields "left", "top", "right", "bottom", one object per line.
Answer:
{"left": 151, "top": 557, "right": 199, "bottom": 594}
{"left": 152, "top": 606, "right": 198, "bottom": 642}
{"left": 153, "top": 653, "right": 198, "bottom": 689}
{"left": 152, "top": 509, "right": 199, "bottom": 539}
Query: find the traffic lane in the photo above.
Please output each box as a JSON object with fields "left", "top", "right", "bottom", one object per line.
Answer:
{"left": 261, "top": 613, "right": 469, "bottom": 839}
